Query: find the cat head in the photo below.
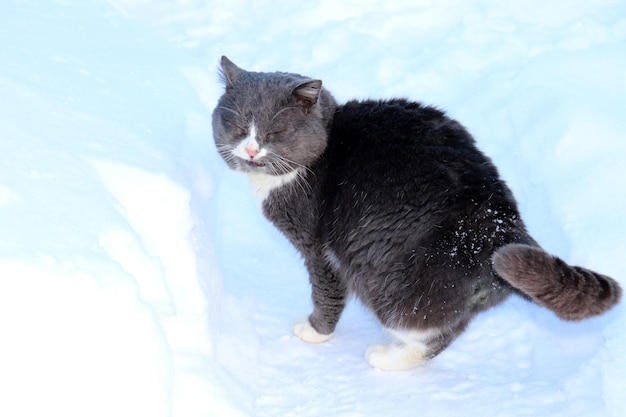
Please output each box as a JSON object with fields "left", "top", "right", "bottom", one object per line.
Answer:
{"left": 212, "top": 56, "right": 337, "bottom": 176}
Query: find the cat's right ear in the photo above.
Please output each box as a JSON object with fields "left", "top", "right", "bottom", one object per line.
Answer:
{"left": 219, "top": 56, "right": 243, "bottom": 88}
{"left": 292, "top": 79, "right": 323, "bottom": 110}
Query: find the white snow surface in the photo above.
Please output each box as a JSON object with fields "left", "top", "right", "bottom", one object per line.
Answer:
{"left": 1, "top": 0, "right": 625, "bottom": 416}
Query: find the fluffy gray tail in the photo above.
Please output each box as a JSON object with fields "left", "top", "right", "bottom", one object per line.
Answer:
{"left": 492, "top": 243, "right": 622, "bottom": 321}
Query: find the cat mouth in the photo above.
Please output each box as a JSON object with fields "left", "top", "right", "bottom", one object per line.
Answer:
{"left": 246, "top": 159, "right": 266, "bottom": 168}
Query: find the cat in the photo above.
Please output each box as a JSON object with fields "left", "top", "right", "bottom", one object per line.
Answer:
{"left": 212, "top": 56, "right": 622, "bottom": 370}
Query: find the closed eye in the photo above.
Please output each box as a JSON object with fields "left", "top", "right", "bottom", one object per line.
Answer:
{"left": 265, "top": 130, "right": 285, "bottom": 140}
{"left": 227, "top": 122, "right": 248, "bottom": 138}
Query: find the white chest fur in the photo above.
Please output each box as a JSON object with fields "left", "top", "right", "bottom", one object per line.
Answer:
{"left": 248, "top": 169, "right": 301, "bottom": 204}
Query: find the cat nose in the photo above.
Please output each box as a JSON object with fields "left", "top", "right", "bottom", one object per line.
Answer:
{"left": 245, "top": 146, "right": 259, "bottom": 158}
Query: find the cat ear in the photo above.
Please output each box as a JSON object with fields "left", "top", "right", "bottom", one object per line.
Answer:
{"left": 220, "top": 56, "right": 244, "bottom": 88}
{"left": 292, "top": 80, "right": 322, "bottom": 109}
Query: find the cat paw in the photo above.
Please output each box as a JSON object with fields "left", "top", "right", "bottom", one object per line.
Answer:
{"left": 293, "top": 317, "right": 333, "bottom": 344}
{"left": 365, "top": 343, "right": 427, "bottom": 371}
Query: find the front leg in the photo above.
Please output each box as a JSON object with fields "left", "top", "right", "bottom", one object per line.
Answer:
{"left": 293, "top": 258, "right": 346, "bottom": 343}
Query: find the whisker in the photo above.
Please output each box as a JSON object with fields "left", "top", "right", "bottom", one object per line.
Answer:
{"left": 272, "top": 152, "right": 309, "bottom": 171}
{"left": 218, "top": 106, "right": 241, "bottom": 117}
{"left": 273, "top": 156, "right": 312, "bottom": 197}
{"left": 270, "top": 106, "right": 299, "bottom": 122}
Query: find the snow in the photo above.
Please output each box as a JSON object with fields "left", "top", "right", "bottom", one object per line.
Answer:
{"left": 1, "top": 0, "right": 625, "bottom": 416}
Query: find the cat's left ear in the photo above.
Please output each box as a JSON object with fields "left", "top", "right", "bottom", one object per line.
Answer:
{"left": 292, "top": 80, "right": 322, "bottom": 110}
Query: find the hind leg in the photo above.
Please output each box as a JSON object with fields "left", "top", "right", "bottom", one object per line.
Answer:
{"left": 366, "top": 328, "right": 438, "bottom": 371}
{"left": 366, "top": 327, "right": 458, "bottom": 371}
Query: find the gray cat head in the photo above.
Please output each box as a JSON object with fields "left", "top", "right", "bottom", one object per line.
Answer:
{"left": 212, "top": 56, "right": 337, "bottom": 176}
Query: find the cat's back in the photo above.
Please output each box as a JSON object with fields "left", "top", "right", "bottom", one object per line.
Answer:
{"left": 330, "top": 99, "right": 474, "bottom": 151}
{"left": 323, "top": 98, "right": 505, "bottom": 204}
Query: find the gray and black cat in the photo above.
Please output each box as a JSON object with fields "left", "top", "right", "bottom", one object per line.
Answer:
{"left": 212, "top": 56, "right": 621, "bottom": 370}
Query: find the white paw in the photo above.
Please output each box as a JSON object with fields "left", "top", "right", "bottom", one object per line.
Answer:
{"left": 292, "top": 317, "right": 333, "bottom": 344}
{"left": 365, "top": 343, "right": 427, "bottom": 371}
